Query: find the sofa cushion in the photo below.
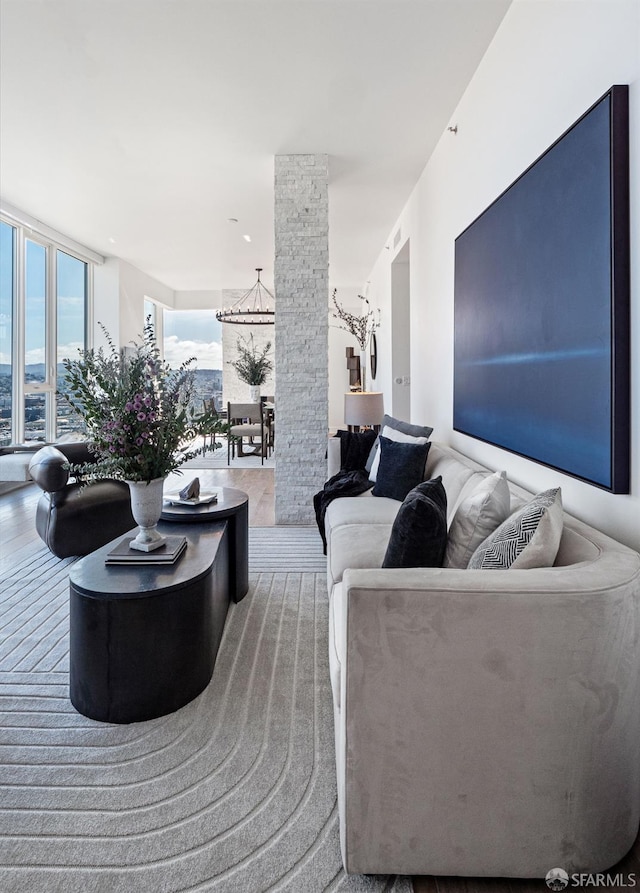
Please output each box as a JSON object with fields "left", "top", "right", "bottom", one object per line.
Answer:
{"left": 367, "top": 415, "right": 433, "bottom": 480}
{"left": 425, "top": 444, "right": 490, "bottom": 524}
{"left": 381, "top": 414, "right": 434, "bottom": 440}
{"left": 382, "top": 477, "right": 448, "bottom": 568}
{"left": 468, "top": 487, "right": 563, "bottom": 570}
{"left": 372, "top": 437, "right": 432, "bottom": 501}
{"left": 369, "top": 425, "right": 431, "bottom": 482}
{"left": 445, "top": 470, "right": 511, "bottom": 569}
{"left": 328, "top": 520, "right": 395, "bottom": 587}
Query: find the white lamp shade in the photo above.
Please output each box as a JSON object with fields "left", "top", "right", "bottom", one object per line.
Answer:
{"left": 344, "top": 391, "right": 384, "bottom": 427}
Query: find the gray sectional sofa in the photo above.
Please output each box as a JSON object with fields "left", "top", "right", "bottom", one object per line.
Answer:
{"left": 324, "top": 437, "right": 640, "bottom": 878}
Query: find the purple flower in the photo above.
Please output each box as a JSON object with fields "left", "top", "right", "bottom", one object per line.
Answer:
{"left": 125, "top": 402, "right": 133, "bottom": 412}
{"left": 136, "top": 437, "right": 143, "bottom": 446}
{"left": 137, "top": 412, "right": 146, "bottom": 421}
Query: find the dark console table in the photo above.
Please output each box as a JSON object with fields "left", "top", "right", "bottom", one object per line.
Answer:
{"left": 69, "top": 521, "right": 229, "bottom": 724}
{"left": 161, "top": 486, "right": 248, "bottom": 603}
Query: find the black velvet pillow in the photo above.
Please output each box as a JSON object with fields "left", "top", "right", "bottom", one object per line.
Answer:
{"left": 372, "top": 436, "right": 431, "bottom": 502}
{"left": 382, "top": 477, "right": 448, "bottom": 568}
{"left": 365, "top": 414, "right": 434, "bottom": 474}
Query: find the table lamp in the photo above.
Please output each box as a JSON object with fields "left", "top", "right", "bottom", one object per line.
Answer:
{"left": 344, "top": 391, "right": 384, "bottom": 432}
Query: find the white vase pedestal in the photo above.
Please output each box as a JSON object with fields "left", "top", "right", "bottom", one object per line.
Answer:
{"left": 126, "top": 478, "right": 167, "bottom": 552}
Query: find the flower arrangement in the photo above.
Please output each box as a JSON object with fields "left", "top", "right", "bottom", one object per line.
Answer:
{"left": 330, "top": 289, "right": 379, "bottom": 352}
{"left": 229, "top": 334, "right": 273, "bottom": 386}
{"left": 59, "top": 321, "right": 227, "bottom": 483}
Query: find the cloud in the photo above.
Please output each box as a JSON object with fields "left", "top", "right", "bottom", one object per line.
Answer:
{"left": 163, "top": 335, "right": 223, "bottom": 370}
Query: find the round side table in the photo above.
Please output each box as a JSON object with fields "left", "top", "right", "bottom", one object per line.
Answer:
{"left": 161, "top": 486, "right": 249, "bottom": 602}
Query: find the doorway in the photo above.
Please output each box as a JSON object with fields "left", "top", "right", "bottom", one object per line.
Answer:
{"left": 391, "top": 239, "right": 411, "bottom": 420}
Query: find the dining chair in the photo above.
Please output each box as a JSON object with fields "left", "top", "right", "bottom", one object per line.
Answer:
{"left": 227, "top": 402, "right": 268, "bottom": 465}
{"left": 202, "top": 399, "right": 220, "bottom": 451}
{"left": 260, "top": 396, "right": 275, "bottom": 454}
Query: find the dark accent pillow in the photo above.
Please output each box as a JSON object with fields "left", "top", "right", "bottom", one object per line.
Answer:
{"left": 382, "top": 477, "right": 448, "bottom": 568}
{"left": 366, "top": 414, "right": 434, "bottom": 474}
{"left": 372, "top": 436, "right": 431, "bottom": 501}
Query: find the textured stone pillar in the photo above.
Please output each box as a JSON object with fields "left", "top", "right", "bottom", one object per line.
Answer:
{"left": 274, "top": 154, "right": 329, "bottom": 524}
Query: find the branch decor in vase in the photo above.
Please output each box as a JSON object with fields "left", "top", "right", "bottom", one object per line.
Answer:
{"left": 59, "top": 321, "right": 228, "bottom": 552}
{"left": 330, "top": 289, "right": 380, "bottom": 391}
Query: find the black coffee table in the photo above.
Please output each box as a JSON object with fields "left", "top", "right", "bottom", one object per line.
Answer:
{"left": 161, "top": 486, "right": 248, "bottom": 603}
{"left": 69, "top": 521, "right": 229, "bottom": 724}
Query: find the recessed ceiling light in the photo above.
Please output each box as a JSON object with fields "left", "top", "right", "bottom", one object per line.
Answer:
{"left": 108, "top": 237, "right": 116, "bottom": 244}
{"left": 243, "top": 234, "right": 251, "bottom": 242}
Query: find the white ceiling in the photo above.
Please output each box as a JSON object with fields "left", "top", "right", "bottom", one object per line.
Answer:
{"left": 0, "top": 0, "right": 511, "bottom": 293}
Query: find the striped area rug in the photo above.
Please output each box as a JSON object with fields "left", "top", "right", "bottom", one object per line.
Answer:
{"left": 249, "top": 526, "right": 326, "bottom": 573}
{"left": 0, "top": 530, "right": 412, "bottom": 893}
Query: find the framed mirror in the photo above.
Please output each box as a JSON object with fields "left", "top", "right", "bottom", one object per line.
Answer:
{"left": 370, "top": 333, "right": 378, "bottom": 380}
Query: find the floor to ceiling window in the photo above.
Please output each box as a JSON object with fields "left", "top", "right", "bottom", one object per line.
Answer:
{"left": 0, "top": 216, "right": 91, "bottom": 445}
{"left": 0, "top": 223, "right": 14, "bottom": 446}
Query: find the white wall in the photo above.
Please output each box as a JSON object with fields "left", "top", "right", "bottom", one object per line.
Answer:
{"left": 93, "top": 258, "right": 177, "bottom": 347}
{"left": 118, "top": 260, "right": 175, "bottom": 345}
{"left": 174, "top": 290, "right": 222, "bottom": 310}
{"left": 92, "top": 258, "right": 121, "bottom": 349}
{"left": 367, "top": 0, "right": 640, "bottom": 551}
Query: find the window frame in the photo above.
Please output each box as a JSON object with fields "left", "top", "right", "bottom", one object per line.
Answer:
{"left": 0, "top": 211, "right": 95, "bottom": 444}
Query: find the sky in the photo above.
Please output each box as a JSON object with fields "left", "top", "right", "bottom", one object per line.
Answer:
{"left": 162, "top": 310, "right": 223, "bottom": 370}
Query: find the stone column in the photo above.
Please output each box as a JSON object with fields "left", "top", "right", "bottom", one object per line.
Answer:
{"left": 274, "top": 154, "right": 329, "bottom": 524}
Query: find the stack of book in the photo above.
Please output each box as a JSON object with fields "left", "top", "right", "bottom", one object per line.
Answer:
{"left": 105, "top": 535, "right": 187, "bottom": 566}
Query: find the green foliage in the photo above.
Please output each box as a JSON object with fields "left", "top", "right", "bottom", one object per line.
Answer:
{"left": 229, "top": 334, "right": 273, "bottom": 386}
{"left": 59, "top": 321, "right": 228, "bottom": 482}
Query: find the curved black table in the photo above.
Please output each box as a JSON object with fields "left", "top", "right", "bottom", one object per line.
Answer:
{"left": 69, "top": 521, "right": 229, "bottom": 724}
{"left": 161, "top": 486, "right": 248, "bottom": 603}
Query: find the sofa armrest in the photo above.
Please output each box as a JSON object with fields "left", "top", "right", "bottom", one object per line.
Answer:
{"left": 336, "top": 555, "right": 640, "bottom": 876}
{"left": 28, "top": 446, "right": 71, "bottom": 493}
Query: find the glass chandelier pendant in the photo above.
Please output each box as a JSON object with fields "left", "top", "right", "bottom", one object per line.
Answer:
{"left": 216, "top": 268, "right": 275, "bottom": 325}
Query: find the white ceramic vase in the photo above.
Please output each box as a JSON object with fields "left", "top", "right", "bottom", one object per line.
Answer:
{"left": 126, "top": 477, "right": 167, "bottom": 552}
{"left": 359, "top": 349, "right": 367, "bottom": 392}
{"left": 249, "top": 385, "right": 261, "bottom": 403}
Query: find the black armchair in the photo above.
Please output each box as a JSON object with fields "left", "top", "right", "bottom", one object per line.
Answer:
{"left": 28, "top": 443, "right": 135, "bottom": 558}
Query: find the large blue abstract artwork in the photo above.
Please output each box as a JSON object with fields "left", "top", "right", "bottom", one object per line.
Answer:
{"left": 454, "top": 86, "right": 629, "bottom": 492}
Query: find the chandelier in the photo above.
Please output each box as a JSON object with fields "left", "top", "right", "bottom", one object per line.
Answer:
{"left": 216, "top": 268, "right": 275, "bottom": 325}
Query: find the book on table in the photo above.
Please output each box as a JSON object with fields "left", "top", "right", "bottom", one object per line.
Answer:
{"left": 105, "top": 535, "right": 188, "bottom": 566}
{"left": 164, "top": 490, "right": 219, "bottom": 507}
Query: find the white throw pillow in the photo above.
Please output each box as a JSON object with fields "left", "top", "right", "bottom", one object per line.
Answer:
{"left": 444, "top": 471, "right": 510, "bottom": 569}
{"left": 368, "top": 425, "right": 430, "bottom": 482}
{"left": 468, "top": 487, "right": 563, "bottom": 570}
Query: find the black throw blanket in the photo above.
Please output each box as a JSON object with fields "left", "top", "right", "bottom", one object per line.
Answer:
{"left": 335, "top": 428, "right": 377, "bottom": 472}
{"left": 313, "top": 469, "right": 373, "bottom": 553}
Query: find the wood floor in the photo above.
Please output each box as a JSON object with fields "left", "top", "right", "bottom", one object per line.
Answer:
{"left": 0, "top": 469, "right": 275, "bottom": 567}
{"left": 1, "top": 474, "right": 639, "bottom": 890}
